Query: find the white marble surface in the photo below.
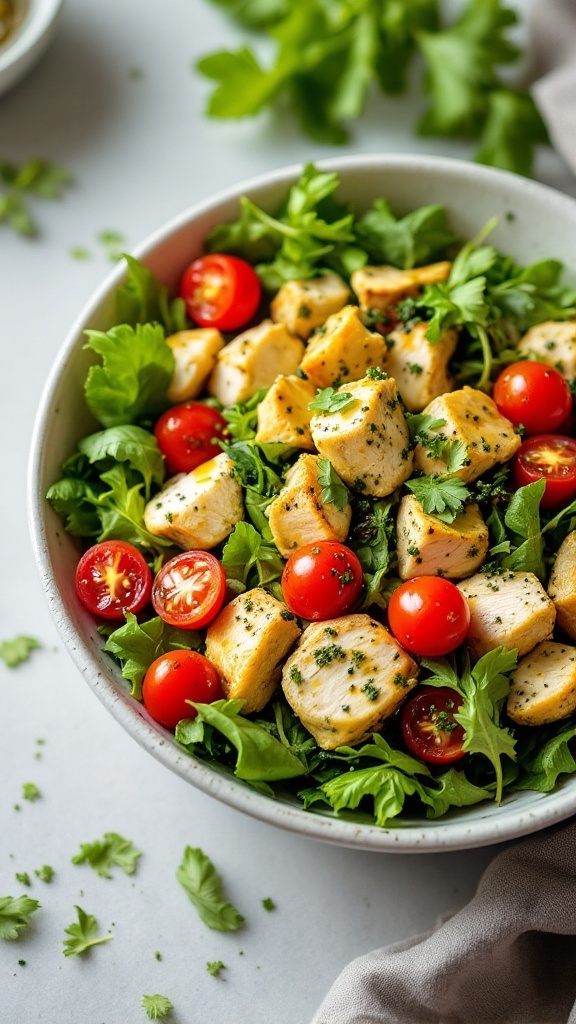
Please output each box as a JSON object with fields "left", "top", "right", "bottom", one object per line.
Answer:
{"left": 1, "top": 2, "right": 574, "bottom": 1021}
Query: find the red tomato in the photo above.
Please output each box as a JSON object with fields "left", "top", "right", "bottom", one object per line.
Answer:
{"left": 513, "top": 434, "right": 576, "bottom": 509}
{"left": 387, "top": 577, "right": 470, "bottom": 657}
{"left": 75, "top": 541, "right": 152, "bottom": 620}
{"left": 154, "top": 402, "right": 228, "bottom": 475}
{"left": 281, "top": 541, "right": 363, "bottom": 621}
{"left": 142, "top": 649, "right": 224, "bottom": 730}
{"left": 152, "top": 551, "right": 226, "bottom": 629}
{"left": 493, "top": 360, "right": 572, "bottom": 436}
{"left": 179, "top": 254, "right": 261, "bottom": 331}
{"left": 401, "top": 686, "right": 466, "bottom": 765}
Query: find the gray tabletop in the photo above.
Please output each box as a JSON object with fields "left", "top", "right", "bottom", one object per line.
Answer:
{"left": 1, "top": 1, "right": 575, "bottom": 1021}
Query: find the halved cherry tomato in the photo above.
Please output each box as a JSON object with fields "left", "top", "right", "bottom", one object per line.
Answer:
{"left": 179, "top": 254, "right": 261, "bottom": 331}
{"left": 75, "top": 540, "right": 152, "bottom": 620}
{"left": 493, "top": 360, "right": 572, "bottom": 436}
{"left": 154, "top": 402, "right": 228, "bottom": 475}
{"left": 152, "top": 551, "right": 226, "bottom": 629}
{"left": 387, "top": 577, "right": 470, "bottom": 657}
{"left": 401, "top": 686, "right": 465, "bottom": 765}
{"left": 142, "top": 649, "right": 224, "bottom": 730}
{"left": 281, "top": 541, "right": 363, "bottom": 621}
{"left": 513, "top": 434, "right": 576, "bottom": 509}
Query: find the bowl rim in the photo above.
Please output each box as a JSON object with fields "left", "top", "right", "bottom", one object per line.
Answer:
{"left": 28, "top": 153, "right": 576, "bottom": 852}
{"left": 0, "top": 0, "right": 63, "bottom": 74}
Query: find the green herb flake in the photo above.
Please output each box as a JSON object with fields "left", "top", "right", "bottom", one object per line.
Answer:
{"left": 62, "top": 906, "right": 113, "bottom": 957}
{"left": 141, "top": 994, "right": 174, "bottom": 1020}
{"left": 15, "top": 873, "right": 31, "bottom": 887}
{"left": 313, "top": 644, "right": 346, "bottom": 668}
{"left": 309, "top": 387, "right": 356, "bottom": 415}
{"left": 34, "top": 865, "right": 55, "bottom": 884}
{"left": 262, "top": 897, "right": 275, "bottom": 912}
{"left": 72, "top": 833, "right": 141, "bottom": 879}
{"left": 176, "top": 846, "right": 244, "bottom": 932}
{"left": 22, "top": 783, "right": 40, "bottom": 802}
{"left": 206, "top": 960, "right": 226, "bottom": 977}
{"left": 0, "top": 636, "right": 41, "bottom": 668}
{"left": 0, "top": 896, "right": 41, "bottom": 940}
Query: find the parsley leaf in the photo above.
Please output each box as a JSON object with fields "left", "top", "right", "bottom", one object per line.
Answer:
{"left": 84, "top": 323, "right": 175, "bottom": 428}
{"left": 141, "top": 995, "right": 174, "bottom": 1020}
{"left": 317, "top": 458, "right": 351, "bottom": 512}
{"left": 62, "top": 906, "right": 113, "bottom": 956}
{"left": 0, "top": 159, "right": 72, "bottom": 237}
{"left": 422, "top": 646, "right": 518, "bottom": 802}
{"left": 349, "top": 497, "right": 396, "bottom": 609}
{"left": 406, "top": 473, "right": 470, "bottom": 523}
{"left": 0, "top": 636, "right": 41, "bottom": 668}
{"left": 22, "top": 783, "right": 40, "bottom": 802}
{"left": 309, "top": 387, "right": 356, "bottom": 414}
{"left": 221, "top": 521, "right": 284, "bottom": 588}
{"left": 0, "top": 896, "right": 40, "bottom": 940}
{"left": 475, "top": 88, "right": 548, "bottom": 178}
{"left": 34, "top": 865, "right": 55, "bottom": 884}
{"left": 78, "top": 426, "right": 165, "bottom": 500}
{"left": 72, "top": 833, "right": 142, "bottom": 879}
{"left": 104, "top": 612, "right": 200, "bottom": 700}
{"left": 176, "top": 846, "right": 245, "bottom": 932}
{"left": 355, "top": 199, "right": 456, "bottom": 269}
{"left": 262, "top": 897, "right": 275, "bottom": 911}
{"left": 206, "top": 960, "right": 226, "bottom": 977}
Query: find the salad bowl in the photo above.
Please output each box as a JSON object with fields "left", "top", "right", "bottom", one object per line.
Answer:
{"left": 29, "top": 154, "right": 576, "bottom": 852}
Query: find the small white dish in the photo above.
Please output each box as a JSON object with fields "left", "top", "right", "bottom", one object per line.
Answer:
{"left": 28, "top": 154, "right": 576, "bottom": 853}
{"left": 0, "top": 0, "right": 63, "bottom": 97}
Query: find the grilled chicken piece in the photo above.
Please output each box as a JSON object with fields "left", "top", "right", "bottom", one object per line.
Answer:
{"left": 517, "top": 321, "right": 576, "bottom": 380}
{"left": 507, "top": 641, "right": 576, "bottom": 726}
{"left": 350, "top": 261, "right": 451, "bottom": 312}
{"left": 310, "top": 376, "right": 413, "bottom": 497}
{"left": 270, "top": 272, "right": 350, "bottom": 340}
{"left": 384, "top": 321, "right": 457, "bottom": 413}
{"left": 144, "top": 453, "right": 243, "bottom": 550}
{"left": 414, "top": 386, "right": 521, "bottom": 483}
{"left": 267, "top": 454, "right": 351, "bottom": 558}
{"left": 282, "top": 614, "right": 418, "bottom": 749}
{"left": 300, "top": 305, "right": 387, "bottom": 388}
{"left": 165, "top": 328, "right": 224, "bottom": 403}
{"left": 208, "top": 320, "right": 304, "bottom": 406}
{"left": 206, "top": 589, "right": 301, "bottom": 714}
{"left": 255, "top": 374, "right": 316, "bottom": 450}
{"left": 548, "top": 530, "right": 576, "bottom": 640}
{"left": 457, "top": 570, "right": 556, "bottom": 658}
{"left": 396, "top": 496, "right": 488, "bottom": 580}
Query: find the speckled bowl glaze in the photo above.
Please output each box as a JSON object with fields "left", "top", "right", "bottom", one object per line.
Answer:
{"left": 28, "top": 155, "right": 576, "bottom": 852}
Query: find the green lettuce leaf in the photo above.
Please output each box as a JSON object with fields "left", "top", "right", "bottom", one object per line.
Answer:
{"left": 515, "top": 722, "right": 576, "bottom": 793}
{"left": 84, "top": 323, "right": 175, "bottom": 428}
{"left": 354, "top": 200, "right": 456, "bottom": 270}
{"left": 221, "top": 521, "right": 284, "bottom": 588}
{"left": 78, "top": 425, "right": 165, "bottom": 498}
{"left": 103, "top": 612, "right": 200, "bottom": 700}
{"left": 115, "top": 255, "right": 188, "bottom": 333}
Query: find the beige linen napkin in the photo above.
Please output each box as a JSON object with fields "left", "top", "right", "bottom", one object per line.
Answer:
{"left": 531, "top": 0, "right": 576, "bottom": 174}
{"left": 311, "top": 820, "right": 576, "bottom": 1024}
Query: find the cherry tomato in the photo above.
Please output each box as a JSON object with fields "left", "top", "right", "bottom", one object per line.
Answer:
{"left": 179, "top": 254, "right": 261, "bottom": 331}
{"left": 513, "top": 434, "right": 576, "bottom": 509}
{"left": 154, "top": 402, "right": 228, "bottom": 475}
{"left": 152, "top": 551, "right": 226, "bottom": 629}
{"left": 401, "top": 686, "right": 466, "bottom": 765}
{"left": 142, "top": 649, "right": 224, "bottom": 730}
{"left": 387, "top": 577, "right": 470, "bottom": 657}
{"left": 493, "top": 360, "right": 572, "bottom": 436}
{"left": 281, "top": 541, "right": 363, "bottom": 621}
{"left": 75, "top": 541, "right": 152, "bottom": 620}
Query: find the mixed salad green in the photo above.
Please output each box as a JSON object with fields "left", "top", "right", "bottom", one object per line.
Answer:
{"left": 47, "top": 164, "right": 576, "bottom": 828}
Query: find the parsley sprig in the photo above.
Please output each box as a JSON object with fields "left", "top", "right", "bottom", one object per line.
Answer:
{"left": 0, "top": 159, "right": 72, "bottom": 236}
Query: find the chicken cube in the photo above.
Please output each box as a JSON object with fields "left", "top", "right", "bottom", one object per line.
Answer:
{"left": 282, "top": 614, "right": 418, "bottom": 749}
{"left": 255, "top": 374, "right": 316, "bottom": 450}
{"left": 507, "top": 641, "right": 576, "bottom": 726}
{"left": 396, "top": 495, "right": 489, "bottom": 580}
{"left": 310, "top": 377, "right": 413, "bottom": 497}
{"left": 205, "top": 588, "right": 301, "bottom": 713}
{"left": 517, "top": 321, "right": 576, "bottom": 380}
{"left": 350, "top": 261, "right": 451, "bottom": 312}
{"left": 547, "top": 530, "right": 576, "bottom": 639}
{"left": 300, "top": 305, "right": 388, "bottom": 389}
{"left": 384, "top": 321, "right": 458, "bottom": 412}
{"left": 165, "top": 329, "right": 224, "bottom": 403}
{"left": 414, "top": 387, "right": 521, "bottom": 483}
{"left": 270, "top": 272, "right": 350, "bottom": 340}
{"left": 457, "top": 570, "right": 556, "bottom": 658}
{"left": 208, "top": 319, "right": 304, "bottom": 407}
{"left": 266, "top": 453, "right": 351, "bottom": 558}
{"left": 144, "top": 452, "right": 243, "bottom": 550}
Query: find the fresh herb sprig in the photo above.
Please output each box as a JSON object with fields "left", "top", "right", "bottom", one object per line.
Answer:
{"left": 197, "top": 0, "right": 547, "bottom": 176}
{"left": 0, "top": 159, "right": 72, "bottom": 236}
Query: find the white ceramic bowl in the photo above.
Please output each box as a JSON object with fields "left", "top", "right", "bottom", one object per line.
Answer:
{"left": 0, "top": 0, "right": 63, "bottom": 97}
{"left": 29, "top": 155, "right": 576, "bottom": 852}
